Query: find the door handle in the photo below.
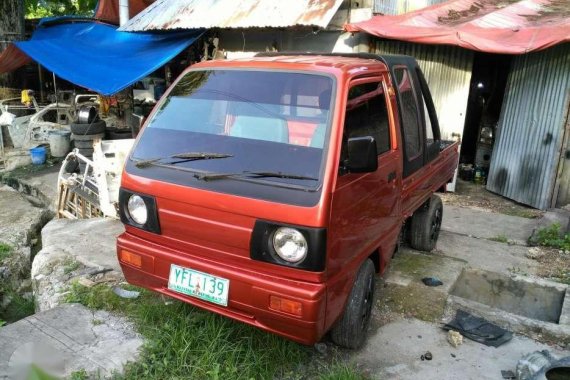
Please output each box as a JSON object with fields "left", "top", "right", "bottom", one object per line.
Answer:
{"left": 387, "top": 171, "right": 396, "bottom": 182}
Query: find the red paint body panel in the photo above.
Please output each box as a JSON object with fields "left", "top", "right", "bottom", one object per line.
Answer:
{"left": 118, "top": 55, "right": 459, "bottom": 345}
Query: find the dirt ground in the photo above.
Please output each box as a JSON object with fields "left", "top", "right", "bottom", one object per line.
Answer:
{"left": 532, "top": 247, "right": 570, "bottom": 285}
{"left": 440, "top": 179, "right": 543, "bottom": 219}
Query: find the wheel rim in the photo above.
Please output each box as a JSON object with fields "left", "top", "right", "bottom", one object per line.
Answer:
{"left": 361, "top": 275, "right": 374, "bottom": 333}
{"left": 430, "top": 208, "right": 441, "bottom": 243}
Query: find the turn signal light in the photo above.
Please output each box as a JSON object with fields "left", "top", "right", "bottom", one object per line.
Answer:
{"left": 269, "top": 295, "right": 303, "bottom": 316}
{"left": 120, "top": 250, "right": 142, "bottom": 268}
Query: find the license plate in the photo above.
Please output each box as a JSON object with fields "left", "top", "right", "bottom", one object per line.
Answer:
{"left": 168, "top": 264, "right": 230, "bottom": 307}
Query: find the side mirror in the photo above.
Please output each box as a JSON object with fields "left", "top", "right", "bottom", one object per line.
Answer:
{"left": 346, "top": 136, "right": 378, "bottom": 173}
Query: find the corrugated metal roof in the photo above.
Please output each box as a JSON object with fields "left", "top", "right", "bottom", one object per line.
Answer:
{"left": 348, "top": 0, "right": 570, "bottom": 54}
{"left": 373, "top": 0, "right": 447, "bottom": 15}
{"left": 119, "top": 0, "right": 345, "bottom": 31}
{"left": 95, "top": 0, "right": 150, "bottom": 24}
{"left": 0, "top": 44, "right": 31, "bottom": 75}
{"left": 487, "top": 43, "right": 570, "bottom": 209}
{"left": 374, "top": 40, "right": 473, "bottom": 140}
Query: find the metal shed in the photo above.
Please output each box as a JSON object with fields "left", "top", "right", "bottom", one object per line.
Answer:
{"left": 349, "top": 0, "right": 570, "bottom": 209}
{"left": 487, "top": 43, "right": 570, "bottom": 210}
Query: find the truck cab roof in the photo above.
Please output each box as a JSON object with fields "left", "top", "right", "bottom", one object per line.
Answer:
{"left": 192, "top": 52, "right": 418, "bottom": 77}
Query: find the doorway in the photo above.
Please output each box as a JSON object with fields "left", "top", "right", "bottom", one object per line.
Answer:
{"left": 459, "top": 53, "right": 512, "bottom": 183}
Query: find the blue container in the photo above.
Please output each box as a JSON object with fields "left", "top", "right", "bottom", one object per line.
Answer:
{"left": 29, "top": 146, "right": 47, "bottom": 165}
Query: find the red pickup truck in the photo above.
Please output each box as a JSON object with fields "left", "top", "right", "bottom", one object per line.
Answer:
{"left": 117, "top": 53, "right": 459, "bottom": 348}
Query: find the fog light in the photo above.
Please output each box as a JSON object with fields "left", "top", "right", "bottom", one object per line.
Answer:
{"left": 269, "top": 295, "right": 303, "bottom": 316}
{"left": 127, "top": 194, "right": 148, "bottom": 225}
{"left": 120, "top": 250, "right": 142, "bottom": 268}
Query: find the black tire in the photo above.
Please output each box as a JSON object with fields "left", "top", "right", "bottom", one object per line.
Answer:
{"left": 74, "top": 139, "right": 94, "bottom": 149}
{"left": 410, "top": 195, "right": 443, "bottom": 252}
{"left": 532, "top": 357, "right": 570, "bottom": 380}
{"left": 70, "top": 120, "right": 106, "bottom": 135}
{"left": 330, "top": 259, "right": 375, "bottom": 349}
{"left": 77, "top": 148, "right": 94, "bottom": 157}
{"left": 72, "top": 132, "right": 104, "bottom": 141}
{"left": 106, "top": 129, "right": 133, "bottom": 140}
{"left": 63, "top": 156, "right": 80, "bottom": 174}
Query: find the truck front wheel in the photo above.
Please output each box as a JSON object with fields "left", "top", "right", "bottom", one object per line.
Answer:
{"left": 330, "top": 259, "right": 375, "bottom": 349}
{"left": 410, "top": 195, "right": 443, "bottom": 252}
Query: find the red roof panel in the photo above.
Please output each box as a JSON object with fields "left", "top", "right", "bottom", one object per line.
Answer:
{"left": 0, "top": 45, "right": 31, "bottom": 75}
{"left": 346, "top": 0, "right": 570, "bottom": 54}
{"left": 95, "top": 0, "right": 151, "bottom": 25}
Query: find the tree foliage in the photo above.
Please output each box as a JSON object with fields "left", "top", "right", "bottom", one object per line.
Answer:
{"left": 25, "top": 0, "right": 98, "bottom": 18}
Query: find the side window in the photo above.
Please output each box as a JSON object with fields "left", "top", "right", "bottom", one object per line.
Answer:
{"left": 394, "top": 68, "right": 422, "bottom": 159}
{"left": 422, "top": 93, "right": 434, "bottom": 144}
{"left": 342, "top": 81, "right": 390, "bottom": 160}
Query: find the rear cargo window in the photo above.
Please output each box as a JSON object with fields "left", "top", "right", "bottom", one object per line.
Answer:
{"left": 394, "top": 68, "right": 422, "bottom": 159}
{"left": 343, "top": 81, "right": 390, "bottom": 156}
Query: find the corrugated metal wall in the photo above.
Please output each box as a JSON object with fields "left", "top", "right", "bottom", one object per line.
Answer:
{"left": 487, "top": 43, "right": 570, "bottom": 210}
{"left": 374, "top": 40, "right": 474, "bottom": 140}
{"left": 373, "top": 0, "right": 446, "bottom": 14}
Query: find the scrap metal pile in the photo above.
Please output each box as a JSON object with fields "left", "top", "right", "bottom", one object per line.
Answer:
{"left": 57, "top": 133, "right": 133, "bottom": 220}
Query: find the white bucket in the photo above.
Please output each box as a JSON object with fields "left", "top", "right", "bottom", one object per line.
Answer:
{"left": 48, "top": 130, "right": 71, "bottom": 158}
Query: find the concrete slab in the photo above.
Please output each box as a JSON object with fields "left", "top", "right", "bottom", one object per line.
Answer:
{"left": 354, "top": 319, "right": 570, "bottom": 380}
{"left": 0, "top": 189, "right": 53, "bottom": 319}
{"left": 442, "top": 205, "right": 536, "bottom": 245}
{"left": 0, "top": 166, "right": 59, "bottom": 210}
{"left": 386, "top": 249, "right": 466, "bottom": 294}
{"left": 19, "top": 167, "right": 59, "bottom": 209}
{"left": 32, "top": 218, "right": 125, "bottom": 311}
{"left": 0, "top": 303, "right": 142, "bottom": 379}
{"left": 39, "top": 218, "right": 124, "bottom": 271}
{"left": 0, "top": 189, "right": 51, "bottom": 249}
{"left": 436, "top": 231, "right": 538, "bottom": 275}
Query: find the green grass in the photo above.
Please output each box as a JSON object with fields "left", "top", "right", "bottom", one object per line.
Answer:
{"left": 535, "top": 223, "right": 570, "bottom": 251}
{"left": 63, "top": 258, "right": 81, "bottom": 274}
{"left": 66, "top": 284, "right": 369, "bottom": 379}
{"left": 0, "top": 242, "right": 12, "bottom": 261}
{"left": 66, "top": 283, "right": 310, "bottom": 379}
{"left": 318, "top": 362, "right": 367, "bottom": 380}
{"left": 69, "top": 369, "right": 89, "bottom": 380}
{"left": 0, "top": 291, "right": 35, "bottom": 323}
{"left": 489, "top": 234, "right": 509, "bottom": 244}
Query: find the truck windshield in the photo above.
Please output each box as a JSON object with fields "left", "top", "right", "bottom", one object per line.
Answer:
{"left": 131, "top": 69, "right": 334, "bottom": 193}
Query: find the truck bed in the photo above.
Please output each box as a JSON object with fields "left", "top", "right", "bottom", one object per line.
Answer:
{"left": 402, "top": 140, "right": 459, "bottom": 218}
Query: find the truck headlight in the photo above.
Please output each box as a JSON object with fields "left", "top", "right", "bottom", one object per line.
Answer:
{"left": 127, "top": 194, "right": 148, "bottom": 225}
{"left": 272, "top": 227, "right": 308, "bottom": 263}
{"left": 119, "top": 189, "right": 161, "bottom": 234}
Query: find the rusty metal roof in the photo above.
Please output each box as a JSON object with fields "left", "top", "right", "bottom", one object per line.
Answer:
{"left": 118, "top": 0, "right": 345, "bottom": 31}
{"left": 347, "top": 0, "right": 570, "bottom": 54}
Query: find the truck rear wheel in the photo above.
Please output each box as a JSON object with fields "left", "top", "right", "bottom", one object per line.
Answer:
{"left": 330, "top": 259, "right": 375, "bottom": 349}
{"left": 410, "top": 195, "right": 443, "bottom": 252}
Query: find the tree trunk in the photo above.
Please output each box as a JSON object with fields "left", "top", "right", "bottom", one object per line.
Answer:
{"left": 0, "top": 0, "right": 25, "bottom": 88}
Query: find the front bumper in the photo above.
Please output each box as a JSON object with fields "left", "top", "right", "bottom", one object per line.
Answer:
{"left": 117, "top": 232, "right": 327, "bottom": 345}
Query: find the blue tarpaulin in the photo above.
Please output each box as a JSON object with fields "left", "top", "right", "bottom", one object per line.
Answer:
{"left": 14, "top": 21, "right": 202, "bottom": 95}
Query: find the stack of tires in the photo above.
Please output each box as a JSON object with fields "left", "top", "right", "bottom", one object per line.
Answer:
{"left": 70, "top": 106, "right": 106, "bottom": 174}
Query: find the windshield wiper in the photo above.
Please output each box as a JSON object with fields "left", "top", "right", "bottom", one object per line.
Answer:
{"left": 134, "top": 152, "right": 233, "bottom": 168}
{"left": 194, "top": 171, "right": 318, "bottom": 182}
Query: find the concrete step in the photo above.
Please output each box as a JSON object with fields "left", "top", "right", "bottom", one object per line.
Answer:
{"left": 436, "top": 231, "right": 538, "bottom": 276}
{"left": 442, "top": 205, "right": 536, "bottom": 245}
{"left": 0, "top": 303, "right": 142, "bottom": 379}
